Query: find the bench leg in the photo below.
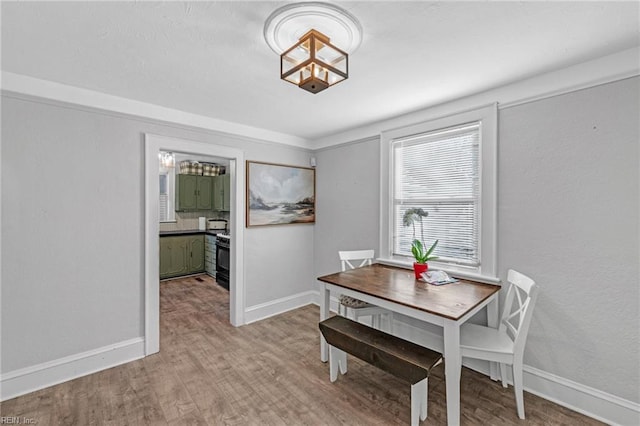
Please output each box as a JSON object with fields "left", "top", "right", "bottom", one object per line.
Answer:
{"left": 411, "top": 378, "right": 428, "bottom": 425}
{"left": 338, "top": 348, "right": 347, "bottom": 374}
{"left": 329, "top": 346, "right": 347, "bottom": 382}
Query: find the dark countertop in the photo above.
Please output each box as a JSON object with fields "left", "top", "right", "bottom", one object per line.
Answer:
{"left": 159, "top": 229, "right": 222, "bottom": 237}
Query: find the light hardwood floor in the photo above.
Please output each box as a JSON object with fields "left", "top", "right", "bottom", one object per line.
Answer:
{"left": 1, "top": 274, "right": 604, "bottom": 425}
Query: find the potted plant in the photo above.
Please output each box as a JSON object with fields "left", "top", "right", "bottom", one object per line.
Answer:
{"left": 402, "top": 208, "right": 439, "bottom": 279}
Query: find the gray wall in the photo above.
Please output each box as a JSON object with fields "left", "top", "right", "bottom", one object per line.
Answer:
{"left": 314, "top": 137, "right": 381, "bottom": 277}
{"left": 1, "top": 95, "right": 314, "bottom": 372}
{"left": 2, "top": 76, "right": 638, "bottom": 406}
{"left": 313, "top": 77, "right": 639, "bottom": 403}
{"left": 498, "top": 78, "right": 639, "bottom": 401}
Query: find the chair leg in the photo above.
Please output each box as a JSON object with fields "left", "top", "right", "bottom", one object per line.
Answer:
{"left": 513, "top": 360, "right": 525, "bottom": 419}
{"left": 346, "top": 307, "right": 356, "bottom": 321}
{"left": 499, "top": 362, "right": 508, "bottom": 388}
{"left": 410, "top": 378, "right": 428, "bottom": 425}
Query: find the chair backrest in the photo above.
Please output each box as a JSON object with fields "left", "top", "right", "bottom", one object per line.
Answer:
{"left": 338, "top": 249, "right": 374, "bottom": 272}
{"left": 499, "top": 269, "right": 539, "bottom": 354}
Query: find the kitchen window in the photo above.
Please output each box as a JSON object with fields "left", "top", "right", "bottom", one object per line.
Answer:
{"left": 159, "top": 165, "right": 176, "bottom": 222}
{"left": 380, "top": 104, "right": 498, "bottom": 280}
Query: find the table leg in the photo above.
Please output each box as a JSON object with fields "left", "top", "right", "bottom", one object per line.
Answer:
{"left": 443, "top": 321, "right": 461, "bottom": 426}
{"left": 486, "top": 296, "right": 500, "bottom": 380}
{"left": 320, "top": 283, "right": 330, "bottom": 362}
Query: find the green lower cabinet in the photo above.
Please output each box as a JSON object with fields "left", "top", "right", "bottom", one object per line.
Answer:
{"left": 188, "top": 235, "right": 205, "bottom": 273}
{"left": 159, "top": 236, "right": 189, "bottom": 278}
{"left": 160, "top": 235, "right": 205, "bottom": 279}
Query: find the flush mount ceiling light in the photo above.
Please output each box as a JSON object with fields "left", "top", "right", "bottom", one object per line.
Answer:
{"left": 264, "top": 2, "right": 363, "bottom": 94}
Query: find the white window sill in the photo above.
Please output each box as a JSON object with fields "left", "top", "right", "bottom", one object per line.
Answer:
{"left": 375, "top": 258, "right": 501, "bottom": 285}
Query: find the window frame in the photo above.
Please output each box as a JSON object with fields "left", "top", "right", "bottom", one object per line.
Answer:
{"left": 379, "top": 103, "right": 498, "bottom": 282}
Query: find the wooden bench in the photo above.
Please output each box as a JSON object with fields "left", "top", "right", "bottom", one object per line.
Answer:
{"left": 319, "top": 315, "right": 442, "bottom": 425}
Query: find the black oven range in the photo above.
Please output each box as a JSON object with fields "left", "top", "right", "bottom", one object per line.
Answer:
{"left": 215, "top": 234, "right": 230, "bottom": 290}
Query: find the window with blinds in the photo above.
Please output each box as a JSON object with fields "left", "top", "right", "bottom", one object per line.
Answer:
{"left": 159, "top": 174, "right": 169, "bottom": 222}
{"left": 159, "top": 168, "right": 175, "bottom": 222}
{"left": 392, "top": 122, "right": 480, "bottom": 267}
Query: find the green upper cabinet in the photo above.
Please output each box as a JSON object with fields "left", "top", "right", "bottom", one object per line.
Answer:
{"left": 176, "top": 175, "right": 198, "bottom": 211}
{"left": 175, "top": 175, "right": 213, "bottom": 211}
{"left": 196, "top": 176, "right": 213, "bottom": 210}
{"left": 213, "top": 174, "right": 231, "bottom": 211}
{"left": 222, "top": 174, "right": 230, "bottom": 211}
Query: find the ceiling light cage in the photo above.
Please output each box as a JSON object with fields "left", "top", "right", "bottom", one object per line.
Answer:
{"left": 281, "top": 29, "right": 348, "bottom": 94}
{"left": 264, "top": 2, "right": 362, "bottom": 94}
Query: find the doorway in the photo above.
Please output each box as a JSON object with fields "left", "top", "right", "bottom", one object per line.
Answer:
{"left": 144, "top": 134, "right": 245, "bottom": 355}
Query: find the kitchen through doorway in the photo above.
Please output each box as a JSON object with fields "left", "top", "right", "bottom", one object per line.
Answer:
{"left": 159, "top": 152, "right": 231, "bottom": 289}
{"left": 145, "top": 134, "right": 246, "bottom": 355}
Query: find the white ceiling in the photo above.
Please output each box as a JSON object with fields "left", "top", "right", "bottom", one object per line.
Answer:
{"left": 2, "top": 1, "right": 639, "bottom": 142}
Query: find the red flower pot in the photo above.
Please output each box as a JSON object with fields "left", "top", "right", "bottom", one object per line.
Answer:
{"left": 413, "top": 262, "right": 428, "bottom": 280}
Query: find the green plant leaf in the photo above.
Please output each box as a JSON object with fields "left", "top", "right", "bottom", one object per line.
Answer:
{"left": 404, "top": 210, "right": 435, "bottom": 263}
{"left": 424, "top": 239, "right": 439, "bottom": 261}
{"left": 411, "top": 239, "right": 428, "bottom": 263}
{"left": 425, "top": 239, "right": 438, "bottom": 256}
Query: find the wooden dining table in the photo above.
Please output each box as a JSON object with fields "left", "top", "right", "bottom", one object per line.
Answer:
{"left": 317, "top": 263, "right": 501, "bottom": 426}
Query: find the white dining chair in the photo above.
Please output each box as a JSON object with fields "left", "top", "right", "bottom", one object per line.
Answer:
{"left": 460, "top": 269, "right": 539, "bottom": 419}
{"left": 338, "top": 250, "right": 393, "bottom": 332}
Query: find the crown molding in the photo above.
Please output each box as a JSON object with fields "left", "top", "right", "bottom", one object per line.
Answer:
{"left": 0, "top": 71, "right": 311, "bottom": 150}
{"left": 311, "top": 46, "right": 640, "bottom": 150}
{"left": 2, "top": 46, "right": 638, "bottom": 152}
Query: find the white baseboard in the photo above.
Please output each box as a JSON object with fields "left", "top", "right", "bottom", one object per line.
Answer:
{"left": 0, "top": 337, "right": 145, "bottom": 402}
{"left": 312, "top": 292, "right": 640, "bottom": 426}
{"left": 244, "top": 290, "right": 317, "bottom": 325}
{"left": 459, "top": 354, "right": 640, "bottom": 426}
{"left": 522, "top": 366, "right": 640, "bottom": 426}
{"left": 4, "top": 295, "right": 638, "bottom": 426}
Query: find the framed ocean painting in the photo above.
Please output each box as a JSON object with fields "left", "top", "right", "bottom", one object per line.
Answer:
{"left": 246, "top": 161, "right": 316, "bottom": 227}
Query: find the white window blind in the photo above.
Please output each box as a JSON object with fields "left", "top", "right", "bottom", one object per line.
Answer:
{"left": 159, "top": 174, "right": 169, "bottom": 222}
{"left": 159, "top": 165, "right": 175, "bottom": 222}
{"left": 392, "top": 122, "right": 480, "bottom": 266}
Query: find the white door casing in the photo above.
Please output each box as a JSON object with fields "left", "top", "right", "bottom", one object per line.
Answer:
{"left": 144, "top": 133, "right": 245, "bottom": 354}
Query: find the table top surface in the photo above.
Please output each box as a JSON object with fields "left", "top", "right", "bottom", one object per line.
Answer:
{"left": 318, "top": 263, "right": 501, "bottom": 321}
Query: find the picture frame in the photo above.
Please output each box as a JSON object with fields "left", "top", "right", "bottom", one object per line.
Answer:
{"left": 246, "top": 161, "right": 316, "bottom": 227}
